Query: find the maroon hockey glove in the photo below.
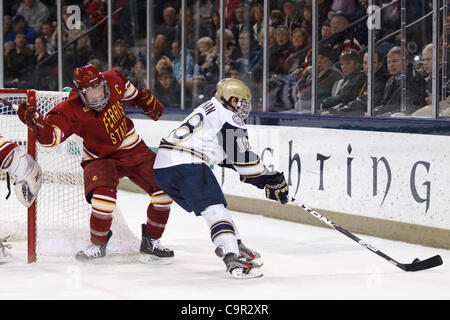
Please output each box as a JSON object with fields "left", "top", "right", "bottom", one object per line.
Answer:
{"left": 17, "top": 100, "right": 54, "bottom": 143}
{"left": 134, "top": 88, "right": 164, "bottom": 120}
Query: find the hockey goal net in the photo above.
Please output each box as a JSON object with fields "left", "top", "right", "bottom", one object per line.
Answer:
{"left": 0, "top": 89, "right": 140, "bottom": 262}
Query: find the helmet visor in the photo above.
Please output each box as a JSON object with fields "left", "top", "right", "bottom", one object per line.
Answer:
{"left": 78, "top": 81, "right": 109, "bottom": 111}
{"left": 235, "top": 99, "right": 252, "bottom": 120}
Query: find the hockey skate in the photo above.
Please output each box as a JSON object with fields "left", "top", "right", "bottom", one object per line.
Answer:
{"left": 238, "top": 240, "right": 262, "bottom": 265}
{"left": 138, "top": 224, "right": 174, "bottom": 264}
{"left": 222, "top": 252, "right": 263, "bottom": 279}
{"left": 75, "top": 230, "right": 112, "bottom": 262}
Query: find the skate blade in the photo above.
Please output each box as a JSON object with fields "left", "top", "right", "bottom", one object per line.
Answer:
{"left": 138, "top": 253, "right": 174, "bottom": 265}
{"left": 230, "top": 266, "right": 263, "bottom": 279}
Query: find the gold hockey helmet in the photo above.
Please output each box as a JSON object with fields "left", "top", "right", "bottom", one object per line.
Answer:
{"left": 215, "top": 78, "right": 252, "bottom": 120}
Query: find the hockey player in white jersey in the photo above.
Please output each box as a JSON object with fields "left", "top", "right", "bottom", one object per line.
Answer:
{"left": 153, "top": 78, "right": 289, "bottom": 279}
{"left": 0, "top": 135, "right": 43, "bottom": 260}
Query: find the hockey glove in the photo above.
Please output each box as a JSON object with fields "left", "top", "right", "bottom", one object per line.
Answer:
{"left": 134, "top": 88, "right": 164, "bottom": 120}
{"left": 17, "top": 100, "right": 54, "bottom": 142}
{"left": 17, "top": 100, "right": 38, "bottom": 127}
{"left": 264, "top": 171, "right": 289, "bottom": 204}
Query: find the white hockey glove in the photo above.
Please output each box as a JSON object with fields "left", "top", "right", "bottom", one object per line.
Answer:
{"left": 1, "top": 146, "right": 42, "bottom": 208}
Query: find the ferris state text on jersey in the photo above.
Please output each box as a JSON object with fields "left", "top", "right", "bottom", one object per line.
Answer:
{"left": 44, "top": 69, "right": 141, "bottom": 160}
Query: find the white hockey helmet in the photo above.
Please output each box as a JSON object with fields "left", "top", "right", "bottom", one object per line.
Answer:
{"left": 215, "top": 78, "right": 252, "bottom": 120}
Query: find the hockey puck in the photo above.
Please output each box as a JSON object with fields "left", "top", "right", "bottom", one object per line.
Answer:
{"left": 412, "top": 258, "right": 421, "bottom": 263}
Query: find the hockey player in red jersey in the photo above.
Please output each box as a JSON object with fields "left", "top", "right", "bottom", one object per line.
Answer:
{"left": 17, "top": 64, "right": 174, "bottom": 263}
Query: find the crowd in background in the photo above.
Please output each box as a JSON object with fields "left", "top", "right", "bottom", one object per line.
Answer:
{"left": 3, "top": 0, "right": 449, "bottom": 117}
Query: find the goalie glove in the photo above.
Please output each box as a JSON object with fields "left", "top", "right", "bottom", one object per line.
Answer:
{"left": 1, "top": 146, "right": 42, "bottom": 208}
{"left": 264, "top": 171, "right": 289, "bottom": 204}
{"left": 134, "top": 88, "right": 164, "bottom": 120}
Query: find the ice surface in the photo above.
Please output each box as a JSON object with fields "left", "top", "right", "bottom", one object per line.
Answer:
{"left": 0, "top": 190, "right": 449, "bottom": 300}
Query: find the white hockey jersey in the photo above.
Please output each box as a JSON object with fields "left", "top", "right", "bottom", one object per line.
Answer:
{"left": 154, "top": 97, "right": 266, "bottom": 179}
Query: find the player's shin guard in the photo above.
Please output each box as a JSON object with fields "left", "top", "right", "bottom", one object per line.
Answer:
{"left": 146, "top": 190, "right": 172, "bottom": 239}
{"left": 202, "top": 204, "right": 239, "bottom": 255}
{"left": 89, "top": 186, "right": 116, "bottom": 246}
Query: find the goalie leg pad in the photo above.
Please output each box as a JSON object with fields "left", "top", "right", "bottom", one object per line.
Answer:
{"left": 14, "top": 160, "right": 42, "bottom": 208}
{"left": 2, "top": 146, "right": 43, "bottom": 208}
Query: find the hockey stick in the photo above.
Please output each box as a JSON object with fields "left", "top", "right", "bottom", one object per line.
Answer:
{"left": 290, "top": 197, "right": 443, "bottom": 272}
{"left": 0, "top": 97, "right": 19, "bottom": 110}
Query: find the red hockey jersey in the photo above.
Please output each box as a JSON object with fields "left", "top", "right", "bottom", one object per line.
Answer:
{"left": 42, "top": 69, "right": 143, "bottom": 160}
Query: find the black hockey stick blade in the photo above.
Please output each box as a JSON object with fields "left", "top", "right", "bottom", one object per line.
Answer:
{"left": 399, "top": 255, "right": 443, "bottom": 272}
{"left": 289, "top": 197, "right": 444, "bottom": 272}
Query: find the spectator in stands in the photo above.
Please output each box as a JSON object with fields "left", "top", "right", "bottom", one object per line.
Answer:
{"left": 292, "top": 43, "right": 342, "bottom": 113}
{"left": 171, "top": 40, "right": 195, "bottom": 82}
{"left": 301, "top": 2, "right": 312, "bottom": 34}
{"left": 251, "top": 3, "right": 264, "bottom": 43}
{"left": 86, "top": 0, "right": 107, "bottom": 56}
{"left": 4, "top": 15, "right": 37, "bottom": 50}
{"left": 412, "top": 44, "right": 450, "bottom": 117}
{"left": 131, "top": 59, "right": 148, "bottom": 89}
{"left": 155, "top": 55, "right": 173, "bottom": 75}
{"left": 230, "top": 29, "right": 258, "bottom": 73}
{"left": 421, "top": 44, "right": 437, "bottom": 106}
{"left": 30, "top": 36, "right": 57, "bottom": 90}
{"left": 282, "top": 0, "right": 302, "bottom": 31}
{"left": 176, "top": 6, "right": 211, "bottom": 51}
{"left": 284, "top": 27, "right": 310, "bottom": 74}
{"left": 229, "top": 60, "right": 250, "bottom": 84}
{"left": 270, "top": 9, "right": 284, "bottom": 28}
{"left": 153, "top": 34, "right": 171, "bottom": 65}
{"left": 112, "top": 39, "right": 137, "bottom": 78}
{"left": 156, "top": 4, "right": 178, "bottom": 43}
{"left": 230, "top": 3, "right": 251, "bottom": 44}
{"left": 331, "top": 0, "right": 357, "bottom": 17}
{"left": 224, "top": 0, "right": 240, "bottom": 27}
{"left": 197, "top": 0, "right": 215, "bottom": 26}
{"left": 154, "top": 67, "right": 184, "bottom": 108}
{"left": 40, "top": 20, "right": 56, "bottom": 54}
{"left": 318, "top": 0, "right": 332, "bottom": 28}
{"left": 271, "top": 25, "right": 293, "bottom": 74}
{"left": 321, "top": 19, "right": 332, "bottom": 40}
{"left": 3, "top": 15, "right": 12, "bottom": 39}
{"left": 248, "top": 26, "right": 277, "bottom": 73}
{"left": 374, "top": 46, "right": 426, "bottom": 116}
{"left": 210, "top": 10, "right": 221, "bottom": 42}
{"left": 194, "top": 37, "right": 220, "bottom": 85}
{"left": 327, "top": 11, "right": 361, "bottom": 61}
{"left": 320, "top": 49, "right": 366, "bottom": 112}
{"left": 16, "top": 0, "right": 49, "bottom": 34}
{"left": 328, "top": 50, "right": 390, "bottom": 115}
{"left": 4, "top": 32, "right": 35, "bottom": 88}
